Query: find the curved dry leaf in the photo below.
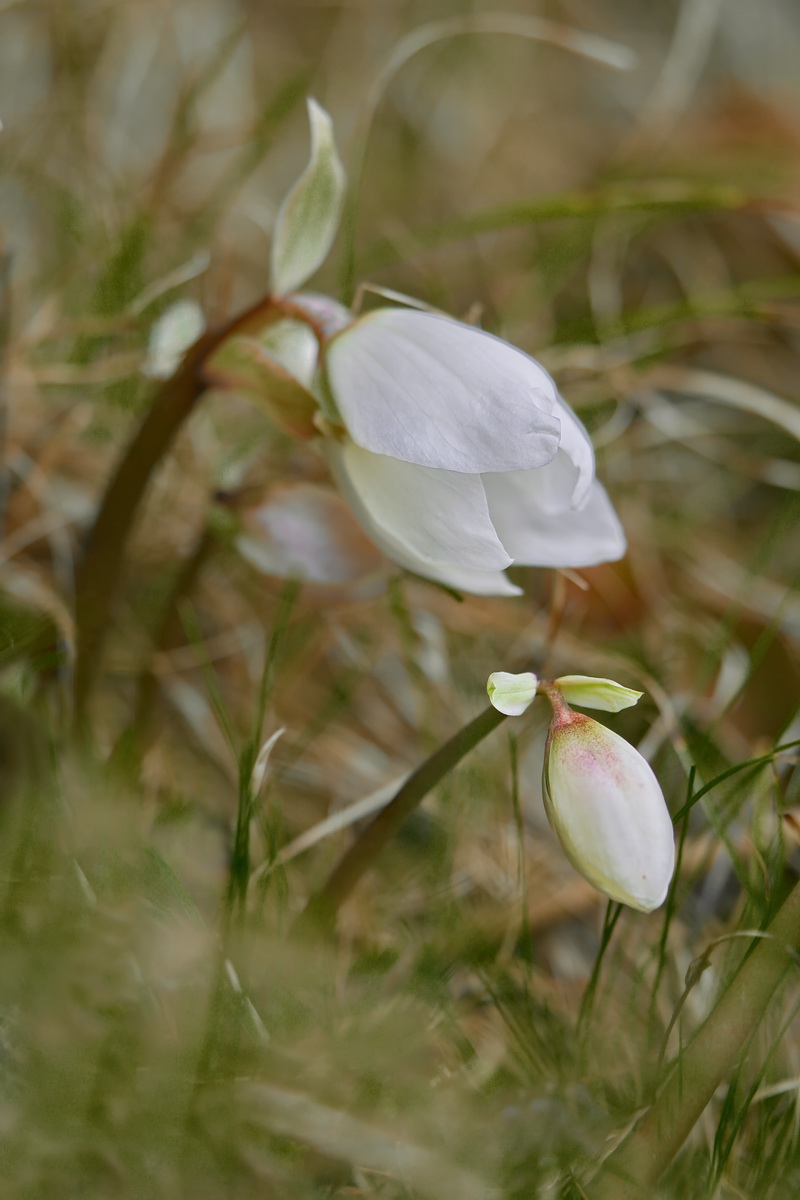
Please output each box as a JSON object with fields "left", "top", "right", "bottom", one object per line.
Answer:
{"left": 646, "top": 366, "right": 800, "bottom": 444}
{"left": 228, "top": 1081, "right": 499, "bottom": 1200}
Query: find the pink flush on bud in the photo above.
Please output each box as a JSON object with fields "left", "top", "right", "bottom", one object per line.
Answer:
{"left": 543, "top": 694, "right": 675, "bottom": 912}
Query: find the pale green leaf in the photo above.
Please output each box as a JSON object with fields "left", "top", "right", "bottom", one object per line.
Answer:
{"left": 270, "top": 98, "right": 346, "bottom": 296}
{"left": 486, "top": 671, "right": 539, "bottom": 716}
{"left": 554, "top": 674, "right": 643, "bottom": 713}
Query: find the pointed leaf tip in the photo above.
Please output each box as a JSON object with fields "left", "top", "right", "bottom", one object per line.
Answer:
{"left": 553, "top": 674, "right": 643, "bottom": 713}
{"left": 270, "top": 98, "right": 346, "bottom": 297}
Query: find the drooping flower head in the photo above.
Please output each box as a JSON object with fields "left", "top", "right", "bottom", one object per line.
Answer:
{"left": 207, "top": 100, "right": 627, "bottom": 595}
{"left": 487, "top": 671, "right": 675, "bottom": 912}
{"left": 322, "top": 308, "right": 626, "bottom": 596}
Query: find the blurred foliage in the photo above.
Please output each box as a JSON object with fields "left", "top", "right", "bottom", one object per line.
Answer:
{"left": 2, "top": 0, "right": 800, "bottom": 1196}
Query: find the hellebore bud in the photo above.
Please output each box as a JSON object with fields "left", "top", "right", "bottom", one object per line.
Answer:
{"left": 485, "top": 670, "right": 675, "bottom": 911}
{"left": 543, "top": 696, "right": 675, "bottom": 912}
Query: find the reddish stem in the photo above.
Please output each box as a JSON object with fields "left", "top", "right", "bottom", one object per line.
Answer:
{"left": 72, "top": 292, "right": 318, "bottom": 728}
{"left": 537, "top": 681, "right": 577, "bottom": 728}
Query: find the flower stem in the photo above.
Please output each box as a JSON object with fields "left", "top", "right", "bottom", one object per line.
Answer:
{"left": 537, "top": 680, "right": 575, "bottom": 726}
{"left": 296, "top": 703, "right": 506, "bottom": 935}
{"left": 589, "top": 878, "right": 800, "bottom": 1198}
{"left": 132, "top": 524, "right": 217, "bottom": 739}
{"left": 72, "top": 294, "right": 285, "bottom": 729}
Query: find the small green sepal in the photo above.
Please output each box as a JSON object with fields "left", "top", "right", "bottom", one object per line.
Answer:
{"left": 486, "top": 671, "right": 539, "bottom": 716}
{"left": 553, "top": 674, "right": 643, "bottom": 713}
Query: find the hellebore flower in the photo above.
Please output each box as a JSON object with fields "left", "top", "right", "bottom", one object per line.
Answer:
{"left": 487, "top": 671, "right": 675, "bottom": 911}
{"left": 322, "top": 307, "right": 626, "bottom": 596}
{"left": 213, "top": 99, "right": 627, "bottom": 596}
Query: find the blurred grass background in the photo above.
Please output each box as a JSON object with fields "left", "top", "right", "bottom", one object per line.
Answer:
{"left": 2, "top": 0, "right": 800, "bottom": 1196}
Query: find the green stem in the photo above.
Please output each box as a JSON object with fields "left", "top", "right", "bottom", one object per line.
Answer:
{"left": 589, "top": 879, "right": 800, "bottom": 1198}
{"left": 296, "top": 704, "right": 506, "bottom": 935}
{"left": 361, "top": 181, "right": 751, "bottom": 274}
{"left": 131, "top": 525, "right": 217, "bottom": 740}
{"left": 72, "top": 294, "right": 282, "bottom": 728}
{"left": 0, "top": 246, "right": 11, "bottom": 544}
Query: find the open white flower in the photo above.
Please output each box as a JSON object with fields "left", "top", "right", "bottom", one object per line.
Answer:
{"left": 321, "top": 307, "right": 626, "bottom": 595}
{"left": 216, "top": 98, "right": 626, "bottom": 595}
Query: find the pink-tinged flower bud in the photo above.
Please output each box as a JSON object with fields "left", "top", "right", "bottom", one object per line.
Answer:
{"left": 543, "top": 702, "right": 675, "bottom": 912}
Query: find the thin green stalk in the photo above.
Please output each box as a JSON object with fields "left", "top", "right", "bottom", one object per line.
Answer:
{"left": 226, "top": 743, "right": 258, "bottom": 923}
{"left": 589, "top": 878, "right": 800, "bottom": 1199}
{"left": 672, "top": 737, "right": 800, "bottom": 824}
{"left": 578, "top": 901, "right": 623, "bottom": 1036}
{"left": 508, "top": 732, "right": 532, "bottom": 967}
{"left": 296, "top": 704, "right": 506, "bottom": 935}
{"left": 339, "top": 15, "right": 637, "bottom": 300}
{"left": 648, "top": 769, "right": 695, "bottom": 1033}
{"left": 72, "top": 292, "right": 282, "bottom": 728}
{"left": 253, "top": 578, "right": 300, "bottom": 750}
{"left": 176, "top": 601, "right": 239, "bottom": 758}
{"left": 226, "top": 578, "right": 299, "bottom": 923}
{"left": 361, "top": 181, "right": 751, "bottom": 275}
{"left": 0, "top": 245, "right": 11, "bottom": 544}
{"left": 131, "top": 525, "right": 217, "bottom": 741}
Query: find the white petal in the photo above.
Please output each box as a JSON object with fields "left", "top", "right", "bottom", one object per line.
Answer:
{"left": 236, "top": 482, "right": 385, "bottom": 584}
{"left": 325, "top": 309, "right": 562, "bottom": 473}
{"left": 544, "top": 716, "right": 675, "bottom": 912}
{"left": 327, "top": 441, "right": 521, "bottom": 597}
{"left": 334, "top": 441, "right": 512, "bottom": 571}
{"left": 482, "top": 469, "right": 626, "bottom": 568}
{"left": 285, "top": 292, "right": 353, "bottom": 343}
{"left": 405, "top": 560, "right": 522, "bottom": 597}
{"left": 552, "top": 401, "right": 595, "bottom": 508}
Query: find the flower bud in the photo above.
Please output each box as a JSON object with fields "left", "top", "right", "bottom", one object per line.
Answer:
{"left": 486, "top": 671, "right": 539, "bottom": 716}
{"left": 543, "top": 707, "right": 674, "bottom": 912}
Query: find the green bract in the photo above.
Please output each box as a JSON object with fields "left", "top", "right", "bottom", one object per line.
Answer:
{"left": 270, "top": 99, "right": 346, "bottom": 297}
{"left": 553, "top": 674, "right": 642, "bottom": 712}
{"left": 486, "top": 671, "right": 539, "bottom": 716}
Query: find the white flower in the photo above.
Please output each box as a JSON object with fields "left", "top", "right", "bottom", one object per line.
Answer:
{"left": 245, "top": 98, "right": 625, "bottom": 595}
{"left": 322, "top": 308, "right": 626, "bottom": 595}
{"left": 543, "top": 709, "right": 675, "bottom": 912}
